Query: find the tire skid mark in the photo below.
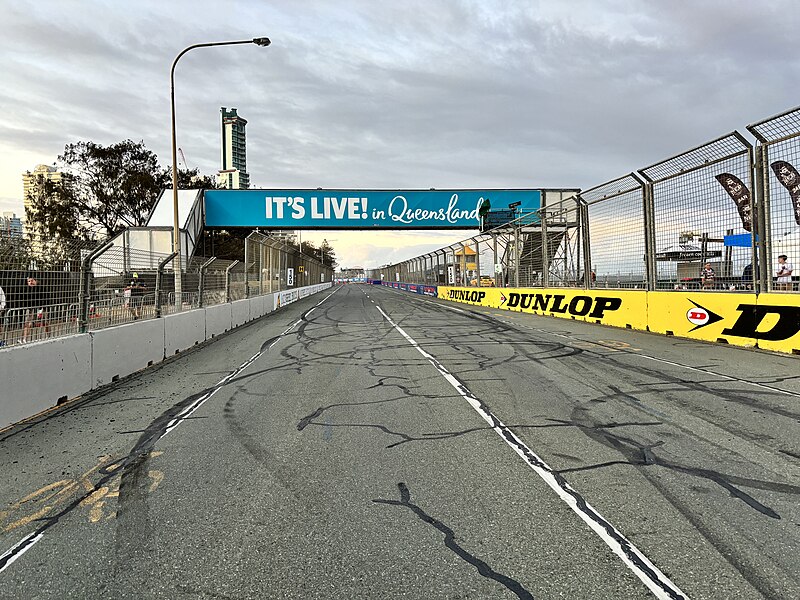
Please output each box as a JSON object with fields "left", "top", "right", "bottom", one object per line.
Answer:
{"left": 0, "top": 289, "right": 338, "bottom": 576}
{"left": 374, "top": 301, "right": 687, "bottom": 600}
{"left": 374, "top": 482, "right": 534, "bottom": 600}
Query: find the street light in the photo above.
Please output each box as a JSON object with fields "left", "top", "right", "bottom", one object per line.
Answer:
{"left": 170, "top": 37, "right": 271, "bottom": 310}
{"left": 320, "top": 239, "right": 338, "bottom": 266}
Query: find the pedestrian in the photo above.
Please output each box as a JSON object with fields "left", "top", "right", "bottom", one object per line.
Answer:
{"left": 21, "top": 275, "right": 50, "bottom": 343}
{"left": 0, "top": 284, "right": 6, "bottom": 346}
{"left": 700, "top": 263, "right": 715, "bottom": 290}
{"left": 776, "top": 254, "right": 794, "bottom": 291}
{"left": 129, "top": 273, "right": 147, "bottom": 320}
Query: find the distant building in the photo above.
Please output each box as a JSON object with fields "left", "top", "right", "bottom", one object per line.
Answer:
{"left": 22, "top": 164, "right": 66, "bottom": 235}
{"left": 23, "top": 164, "right": 65, "bottom": 209}
{"left": 216, "top": 107, "right": 250, "bottom": 189}
{"left": 0, "top": 212, "right": 23, "bottom": 239}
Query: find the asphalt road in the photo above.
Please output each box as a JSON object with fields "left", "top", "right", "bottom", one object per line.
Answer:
{"left": 1, "top": 284, "right": 798, "bottom": 599}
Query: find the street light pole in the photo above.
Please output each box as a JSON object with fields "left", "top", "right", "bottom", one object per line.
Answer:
{"left": 170, "top": 36, "right": 271, "bottom": 311}
{"left": 320, "top": 239, "right": 337, "bottom": 282}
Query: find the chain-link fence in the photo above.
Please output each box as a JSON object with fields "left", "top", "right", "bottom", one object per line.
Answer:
{"left": 0, "top": 230, "right": 332, "bottom": 347}
{"left": 374, "top": 105, "right": 800, "bottom": 294}
{"left": 748, "top": 106, "right": 800, "bottom": 291}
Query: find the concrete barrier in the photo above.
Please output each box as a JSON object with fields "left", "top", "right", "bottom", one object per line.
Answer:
{"left": 2, "top": 283, "right": 328, "bottom": 429}
{"left": 249, "top": 295, "right": 266, "bottom": 319}
{"left": 231, "top": 299, "right": 250, "bottom": 328}
{"left": 205, "top": 303, "right": 232, "bottom": 338}
{"left": 91, "top": 319, "right": 165, "bottom": 388}
{"left": 164, "top": 309, "right": 206, "bottom": 356}
{"left": 0, "top": 335, "right": 93, "bottom": 428}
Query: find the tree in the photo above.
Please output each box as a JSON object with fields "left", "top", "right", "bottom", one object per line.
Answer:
{"left": 24, "top": 172, "right": 84, "bottom": 241}
{"left": 319, "top": 239, "right": 337, "bottom": 268}
{"left": 24, "top": 139, "right": 217, "bottom": 241}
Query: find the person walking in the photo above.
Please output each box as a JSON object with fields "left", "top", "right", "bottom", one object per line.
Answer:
{"left": 21, "top": 275, "right": 50, "bottom": 343}
{"left": 129, "top": 273, "right": 147, "bottom": 320}
{"left": 776, "top": 254, "right": 794, "bottom": 291}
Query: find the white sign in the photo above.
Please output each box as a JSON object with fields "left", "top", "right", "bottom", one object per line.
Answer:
{"left": 494, "top": 263, "right": 503, "bottom": 274}
{"left": 448, "top": 266, "right": 455, "bottom": 284}
{"left": 287, "top": 268, "right": 294, "bottom": 286}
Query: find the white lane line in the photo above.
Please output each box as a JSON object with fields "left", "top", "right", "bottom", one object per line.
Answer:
{"left": 162, "top": 291, "right": 333, "bottom": 439}
{"left": 535, "top": 329, "right": 800, "bottom": 399}
{"left": 408, "top": 291, "right": 800, "bottom": 401}
{"left": 0, "top": 288, "right": 338, "bottom": 576}
{"left": 376, "top": 305, "right": 688, "bottom": 600}
{"left": 0, "top": 533, "right": 43, "bottom": 574}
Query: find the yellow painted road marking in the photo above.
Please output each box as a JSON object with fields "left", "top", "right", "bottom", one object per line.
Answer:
{"left": 2, "top": 452, "right": 164, "bottom": 532}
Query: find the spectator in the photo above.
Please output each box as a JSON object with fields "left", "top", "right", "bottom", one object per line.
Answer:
{"left": 776, "top": 254, "right": 794, "bottom": 291}
{"left": 700, "top": 263, "right": 715, "bottom": 290}
{"left": 21, "top": 276, "right": 50, "bottom": 343}
{"left": 129, "top": 273, "right": 147, "bottom": 320}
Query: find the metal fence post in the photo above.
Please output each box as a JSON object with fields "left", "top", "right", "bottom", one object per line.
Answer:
{"left": 198, "top": 256, "right": 217, "bottom": 307}
{"left": 540, "top": 199, "right": 548, "bottom": 288}
{"left": 155, "top": 251, "right": 179, "bottom": 318}
{"left": 244, "top": 236, "right": 251, "bottom": 299}
{"left": 492, "top": 234, "right": 499, "bottom": 287}
{"left": 578, "top": 195, "right": 592, "bottom": 289}
{"left": 514, "top": 225, "right": 521, "bottom": 288}
{"left": 225, "top": 260, "right": 240, "bottom": 302}
{"left": 637, "top": 172, "right": 657, "bottom": 291}
{"left": 753, "top": 143, "right": 771, "bottom": 292}
{"left": 79, "top": 240, "right": 114, "bottom": 333}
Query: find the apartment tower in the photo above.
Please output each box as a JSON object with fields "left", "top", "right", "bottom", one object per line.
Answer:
{"left": 217, "top": 107, "right": 250, "bottom": 189}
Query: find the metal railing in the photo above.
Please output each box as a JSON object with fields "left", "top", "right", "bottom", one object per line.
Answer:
{"left": 0, "top": 231, "right": 332, "bottom": 346}
{"left": 371, "top": 105, "right": 800, "bottom": 295}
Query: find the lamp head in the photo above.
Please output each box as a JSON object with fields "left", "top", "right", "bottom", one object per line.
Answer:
{"left": 253, "top": 37, "right": 271, "bottom": 47}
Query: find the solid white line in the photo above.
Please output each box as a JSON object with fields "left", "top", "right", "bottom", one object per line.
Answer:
{"left": 0, "top": 533, "right": 43, "bottom": 574}
{"left": 376, "top": 305, "right": 688, "bottom": 600}
{"left": 535, "top": 329, "right": 800, "bottom": 399}
{"left": 1, "top": 287, "right": 340, "bottom": 577}
{"left": 162, "top": 289, "right": 336, "bottom": 439}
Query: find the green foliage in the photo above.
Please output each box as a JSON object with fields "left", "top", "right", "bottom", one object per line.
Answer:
{"left": 24, "top": 139, "right": 217, "bottom": 241}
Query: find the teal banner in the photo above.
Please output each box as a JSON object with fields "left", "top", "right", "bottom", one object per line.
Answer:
{"left": 204, "top": 189, "right": 541, "bottom": 229}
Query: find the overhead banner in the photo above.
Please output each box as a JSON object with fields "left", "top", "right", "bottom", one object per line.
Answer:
{"left": 204, "top": 189, "right": 541, "bottom": 229}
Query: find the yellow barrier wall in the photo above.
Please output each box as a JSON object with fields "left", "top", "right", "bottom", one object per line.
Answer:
{"left": 437, "top": 287, "right": 800, "bottom": 355}
{"left": 752, "top": 293, "right": 800, "bottom": 354}
{"left": 648, "top": 291, "right": 759, "bottom": 347}
{"left": 438, "top": 287, "right": 648, "bottom": 330}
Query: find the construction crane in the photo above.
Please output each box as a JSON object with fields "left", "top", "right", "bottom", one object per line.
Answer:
{"left": 178, "top": 147, "right": 190, "bottom": 169}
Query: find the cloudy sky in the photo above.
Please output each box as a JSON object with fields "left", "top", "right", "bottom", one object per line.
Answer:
{"left": 1, "top": 1, "right": 797, "bottom": 268}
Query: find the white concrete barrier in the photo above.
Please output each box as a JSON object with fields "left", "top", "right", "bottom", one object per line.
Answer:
{"left": 164, "top": 309, "right": 206, "bottom": 356}
{"left": 248, "top": 295, "right": 265, "bottom": 319}
{"left": 91, "top": 319, "right": 165, "bottom": 388}
{"left": 0, "top": 335, "right": 93, "bottom": 429}
{"left": 205, "top": 303, "right": 232, "bottom": 338}
{"left": 2, "top": 283, "right": 328, "bottom": 429}
{"left": 231, "top": 299, "right": 250, "bottom": 328}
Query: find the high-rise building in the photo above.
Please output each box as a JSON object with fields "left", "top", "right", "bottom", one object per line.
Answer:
{"left": 0, "top": 212, "right": 23, "bottom": 240}
{"left": 216, "top": 107, "right": 250, "bottom": 189}
{"left": 22, "top": 164, "right": 66, "bottom": 236}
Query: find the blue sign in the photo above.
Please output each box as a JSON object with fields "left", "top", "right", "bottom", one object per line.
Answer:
{"left": 204, "top": 189, "right": 541, "bottom": 229}
{"left": 724, "top": 233, "right": 759, "bottom": 247}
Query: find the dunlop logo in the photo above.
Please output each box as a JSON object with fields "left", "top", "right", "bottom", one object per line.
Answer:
{"left": 448, "top": 290, "right": 487, "bottom": 302}
{"left": 507, "top": 293, "right": 622, "bottom": 319}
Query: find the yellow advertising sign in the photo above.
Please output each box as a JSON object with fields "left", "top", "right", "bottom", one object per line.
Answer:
{"left": 752, "top": 293, "right": 800, "bottom": 354}
{"left": 437, "top": 286, "right": 800, "bottom": 355}
{"left": 647, "top": 292, "right": 758, "bottom": 347}
{"left": 438, "top": 287, "right": 648, "bottom": 330}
